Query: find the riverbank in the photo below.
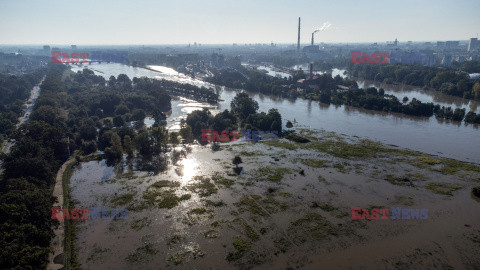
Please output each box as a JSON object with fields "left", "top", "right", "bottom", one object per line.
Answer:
{"left": 67, "top": 128, "right": 480, "bottom": 269}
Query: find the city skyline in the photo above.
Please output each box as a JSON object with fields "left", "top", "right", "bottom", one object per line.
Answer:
{"left": 1, "top": 0, "right": 479, "bottom": 45}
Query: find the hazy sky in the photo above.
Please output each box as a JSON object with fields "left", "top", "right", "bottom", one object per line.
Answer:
{"left": 0, "top": 0, "right": 479, "bottom": 45}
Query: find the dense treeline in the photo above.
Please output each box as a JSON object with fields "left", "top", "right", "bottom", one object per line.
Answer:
{"left": 185, "top": 92, "right": 283, "bottom": 141}
{"left": 347, "top": 62, "right": 480, "bottom": 100}
{"left": 0, "top": 70, "right": 46, "bottom": 142}
{"left": 207, "top": 65, "right": 480, "bottom": 123}
{"left": 0, "top": 64, "right": 69, "bottom": 269}
{"left": 315, "top": 86, "right": 479, "bottom": 123}
{"left": 205, "top": 67, "right": 300, "bottom": 99}
{"left": 0, "top": 63, "right": 216, "bottom": 268}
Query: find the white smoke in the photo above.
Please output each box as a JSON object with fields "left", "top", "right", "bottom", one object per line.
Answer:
{"left": 314, "top": 22, "right": 332, "bottom": 33}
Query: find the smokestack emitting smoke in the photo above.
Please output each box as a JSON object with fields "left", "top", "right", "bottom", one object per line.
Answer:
{"left": 311, "top": 22, "right": 332, "bottom": 45}
{"left": 297, "top": 17, "right": 301, "bottom": 51}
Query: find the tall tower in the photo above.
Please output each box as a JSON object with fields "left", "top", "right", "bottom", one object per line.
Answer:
{"left": 297, "top": 17, "right": 301, "bottom": 51}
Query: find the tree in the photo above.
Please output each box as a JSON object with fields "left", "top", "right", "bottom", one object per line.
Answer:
{"left": 131, "top": 109, "right": 146, "bottom": 122}
{"left": 105, "top": 133, "right": 123, "bottom": 161}
{"left": 113, "top": 115, "right": 125, "bottom": 127}
{"left": 230, "top": 92, "right": 259, "bottom": 122}
{"left": 286, "top": 120, "right": 293, "bottom": 129}
{"left": 179, "top": 125, "right": 194, "bottom": 144}
{"left": 473, "top": 81, "right": 480, "bottom": 100}
{"left": 232, "top": 156, "right": 242, "bottom": 169}
{"left": 402, "top": 96, "right": 409, "bottom": 103}
{"left": 123, "top": 135, "right": 134, "bottom": 157}
{"left": 169, "top": 132, "right": 180, "bottom": 147}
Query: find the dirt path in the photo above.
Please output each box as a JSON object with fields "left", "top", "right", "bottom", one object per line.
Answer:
{"left": 47, "top": 157, "right": 76, "bottom": 270}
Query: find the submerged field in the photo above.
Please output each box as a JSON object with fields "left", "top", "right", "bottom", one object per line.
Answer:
{"left": 68, "top": 129, "right": 480, "bottom": 269}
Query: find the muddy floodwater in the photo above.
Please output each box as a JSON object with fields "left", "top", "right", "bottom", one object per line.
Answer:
{"left": 69, "top": 129, "right": 480, "bottom": 269}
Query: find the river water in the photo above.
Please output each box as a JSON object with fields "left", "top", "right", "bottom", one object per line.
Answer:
{"left": 70, "top": 63, "right": 480, "bottom": 163}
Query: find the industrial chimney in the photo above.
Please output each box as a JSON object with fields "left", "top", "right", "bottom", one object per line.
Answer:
{"left": 311, "top": 32, "right": 314, "bottom": 45}
{"left": 297, "top": 17, "right": 301, "bottom": 51}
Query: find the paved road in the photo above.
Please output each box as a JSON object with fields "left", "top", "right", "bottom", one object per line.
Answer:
{"left": 0, "top": 78, "right": 44, "bottom": 168}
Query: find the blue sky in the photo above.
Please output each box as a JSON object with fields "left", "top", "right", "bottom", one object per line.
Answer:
{"left": 0, "top": 0, "right": 479, "bottom": 45}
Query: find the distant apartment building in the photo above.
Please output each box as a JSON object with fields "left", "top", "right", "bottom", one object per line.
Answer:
{"left": 468, "top": 38, "right": 479, "bottom": 52}
{"left": 437, "top": 41, "right": 460, "bottom": 50}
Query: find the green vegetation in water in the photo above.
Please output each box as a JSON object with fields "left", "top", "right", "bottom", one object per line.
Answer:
{"left": 241, "top": 220, "right": 260, "bottom": 241}
{"left": 118, "top": 170, "right": 138, "bottom": 180}
{"left": 300, "top": 158, "right": 329, "bottom": 168}
{"left": 187, "top": 176, "right": 218, "bottom": 197}
{"left": 235, "top": 195, "right": 269, "bottom": 217}
{"left": 335, "top": 211, "right": 349, "bottom": 218}
{"left": 424, "top": 182, "right": 463, "bottom": 195}
{"left": 130, "top": 217, "right": 152, "bottom": 231}
{"left": 111, "top": 192, "right": 136, "bottom": 206}
{"left": 204, "top": 229, "right": 218, "bottom": 238}
{"left": 211, "top": 173, "right": 235, "bottom": 188}
{"left": 333, "top": 162, "right": 348, "bottom": 173}
{"left": 394, "top": 195, "right": 415, "bottom": 206}
{"left": 318, "top": 175, "right": 329, "bottom": 184}
{"left": 319, "top": 204, "right": 336, "bottom": 212}
{"left": 126, "top": 243, "right": 158, "bottom": 263}
{"left": 167, "top": 234, "right": 182, "bottom": 246}
{"left": 304, "top": 138, "right": 394, "bottom": 159}
{"left": 413, "top": 155, "right": 480, "bottom": 175}
{"left": 285, "top": 133, "right": 311, "bottom": 143}
{"left": 167, "top": 253, "right": 184, "bottom": 265}
{"left": 385, "top": 175, "right": 415, "bottom": 186}
{"left": 188, "top": 207, "right": 210, "bottom": 215}
{"left": 239, "top": 150, "right": 261, "bottom": 156}
{"left": 250, "top": 166, "right": 293, "bottom": 182}
{"left": 226, "top": 236, "right": 252, "bottom": 262}
{"left": 263, "top": 140, "right": 298, "bottom": 150}
{"left": 289, "top": 213, "right": 337, "bottom": 243}
{"left": 204, "top": 199, "right": 225, "bottom": 207}
{"left": 151, "top": 180, "right": 181, "bottom": 188}
{"left": 142, "top": 188, "right": 190, "bottom": 209}
{"left": 278, "top": 192, "right": 292, "bottom": 198}
{"left": 274, "top": 237, "right": 291, "bottom": 254}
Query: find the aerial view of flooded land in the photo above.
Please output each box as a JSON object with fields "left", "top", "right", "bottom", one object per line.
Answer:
{"left": 1, "top": 1, "right": 480, "bottom": 270}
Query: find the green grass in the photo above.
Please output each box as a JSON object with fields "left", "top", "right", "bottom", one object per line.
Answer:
{"left": 187, "top": 176, "right": 218, "bottom": 197}
{"left": 290, "top": 213, "right": 337, "bottom": 243}
{"left": 130, "top": 217, "right": 151, "bottom": 231}
{"left": 394, "top": 195, "right": 415, "bottom": 206}
{"left": 188, "top": 207, "right": 210, "bottom": 215}
{"left": 226, "top": 236, "right": 252, "bottom": 262}
{"left": 304, "top": 138, "right": 392, "bottom": 159}
{"left": 204, "top": 199, "right": 225, "bottom": 207}
{"left": 126, "top": 243, "right": 158, "bottom": 262}
{"left": 235, "top": 195, "right": 269, "bottom": 217}
{"left": 385, "top": 175, "right": 415, "bottom": 186}
{"left": 211, "top": 173, "right": 235, "bottom": 188}
{"left": 263, "top": 140, "right": 298, "bottom": 150}
{"left": 413, "top": 155, "right": 480, "bottom": 175}
{"left": 250, "top": 167, "right": 293, "bottom": 183}
{"left": 319, "top": 204, "right": 336, "bottom": 212}
{"left": 142, "top": 188, "right": 189, "bottom": 209}
{"left": 151, "top": 180, "right": 181, "bottom": 188}
{"left": 167, "top": 253, "right": 184, "bottom": 265}
{"left": 424, "top": 182, "right": 463, "bottom": 196}
{"left": 241, "top": 220, "right": 260, "bottom": 241}
{"left": 62, "top": 155, "right": 81, "bottom": 270}
{"left": 300, "top": 158, "right": 329, "bottom": 168}
{"left": 111, "top": 192, "right": 136, "bottom": 206}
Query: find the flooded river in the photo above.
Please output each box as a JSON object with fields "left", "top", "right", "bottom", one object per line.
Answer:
{"left": 70, "top": 63, "right": 480, "bottom": 163}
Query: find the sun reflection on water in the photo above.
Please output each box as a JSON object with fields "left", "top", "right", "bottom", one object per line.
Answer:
{"left": 179, "top": 157, "right": 199, "bottom": 184}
